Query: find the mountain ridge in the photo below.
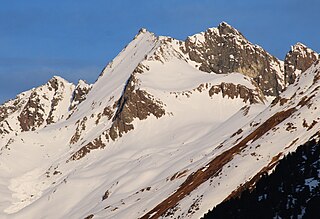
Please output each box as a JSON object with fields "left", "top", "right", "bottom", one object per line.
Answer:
{"left": 0, "top": 22, "right": 319, "bottom": 219}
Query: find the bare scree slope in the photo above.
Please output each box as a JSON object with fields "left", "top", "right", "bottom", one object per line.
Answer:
{"left": 0, "top": 22, "right": 319, "bottom": 219}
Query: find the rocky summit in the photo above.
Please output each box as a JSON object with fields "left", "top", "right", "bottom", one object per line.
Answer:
{"left": 0, "top": 22, "right": 319, "bottom": 219}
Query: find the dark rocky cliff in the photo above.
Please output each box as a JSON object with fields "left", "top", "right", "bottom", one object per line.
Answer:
{"left": 184, "top": 22, "right": 284, "bottom": 96}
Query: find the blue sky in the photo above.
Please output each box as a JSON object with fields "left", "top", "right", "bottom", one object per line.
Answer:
{"left": 0, "top": 0, "right": 319, "bottom": 103}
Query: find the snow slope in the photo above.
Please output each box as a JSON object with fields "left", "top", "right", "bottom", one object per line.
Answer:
{"left": 161, "top": 60, "right": 320, "bottom": 219}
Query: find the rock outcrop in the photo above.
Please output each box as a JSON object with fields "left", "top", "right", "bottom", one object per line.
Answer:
{"left": 184, "top": 22, "right": 284, "bottom": 96}
{"left": 284, "top": 43, "right": 319, "bottom": 86}
{"left": 70, "top": 80, "right": 92, "bottom": 110}
{"left": 69, "top": 73, "right": 166, "bottom": 161}
{"left": 0, "top": 76, "right": 91, "bottom": 139}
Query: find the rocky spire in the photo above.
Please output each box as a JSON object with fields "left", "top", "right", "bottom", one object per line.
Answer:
{"left": 284, "top": 42, "right": 319, "bottom": 86}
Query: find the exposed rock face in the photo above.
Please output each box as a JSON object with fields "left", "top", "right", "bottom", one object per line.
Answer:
{"left": 69, "top": 116, "right": 88, "bottom": 145}
{"left": 69, "top": 136, "right": 105, "bottom": 161}
{"left": 18, "top": 91, "right": 46, "bottom": 131}
{"left": 70, "top": 80, "right": 92, "bottom": 110}
{"left": 184, "top": 22, "right": 284, "bottom": 96}
{"left": 208, "top": 82, "right": 265, "bottom": 104}
{"left": 69, "top": 73, "right": 166, "bottom": 161}
{"left": 0, "top": 76, "right": 77, "bottom": 137}
{"left": 284, "top": 43, "right": 319, "bottom": 86}
{"left": 170, "top": 79, "right": 265, "bottom": 105}
{"left": 18, "top": 76, "right": 74, "bottom": 131}
{"left": 0, "top": 95, "right": 26, "bottom": 124}
{"left": 106, "top": 75, "right": 165, "bottom": 141}
{"left": 46, "top": 77, "right": 68, "bottom": 124}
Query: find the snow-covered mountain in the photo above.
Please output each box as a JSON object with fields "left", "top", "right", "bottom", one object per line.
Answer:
{"left": 0, "top": 22, "right": 319, "bottom": 219}
{"left": 0, "top": 77, "right": 91, "bottom": 141}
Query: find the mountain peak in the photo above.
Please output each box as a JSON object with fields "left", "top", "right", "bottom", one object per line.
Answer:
{"left": 217, "top": 21, "right": 242, "bottom": 36}
{"left": 138, "top": 27, "right": 148, "bottom": 34}
{"left": 48, "top": 75, "right": 70, "bottom": 84}
{"left": 185, "top": 22, "right": 283, "bottom": 96}
{"left": 134, "top": 27, "right": 155, "bottom": 39}
{"left": 293, "top": 42, "right": 307, "bottom": 48}
{"left": 285, "top": 42, "right": 319, "bottom": 85}
{"left": 290, "top": 42, "right": 317, "bottom": 54}
{"left": 77, "top": 79, "right": 89, "bottom": 86}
